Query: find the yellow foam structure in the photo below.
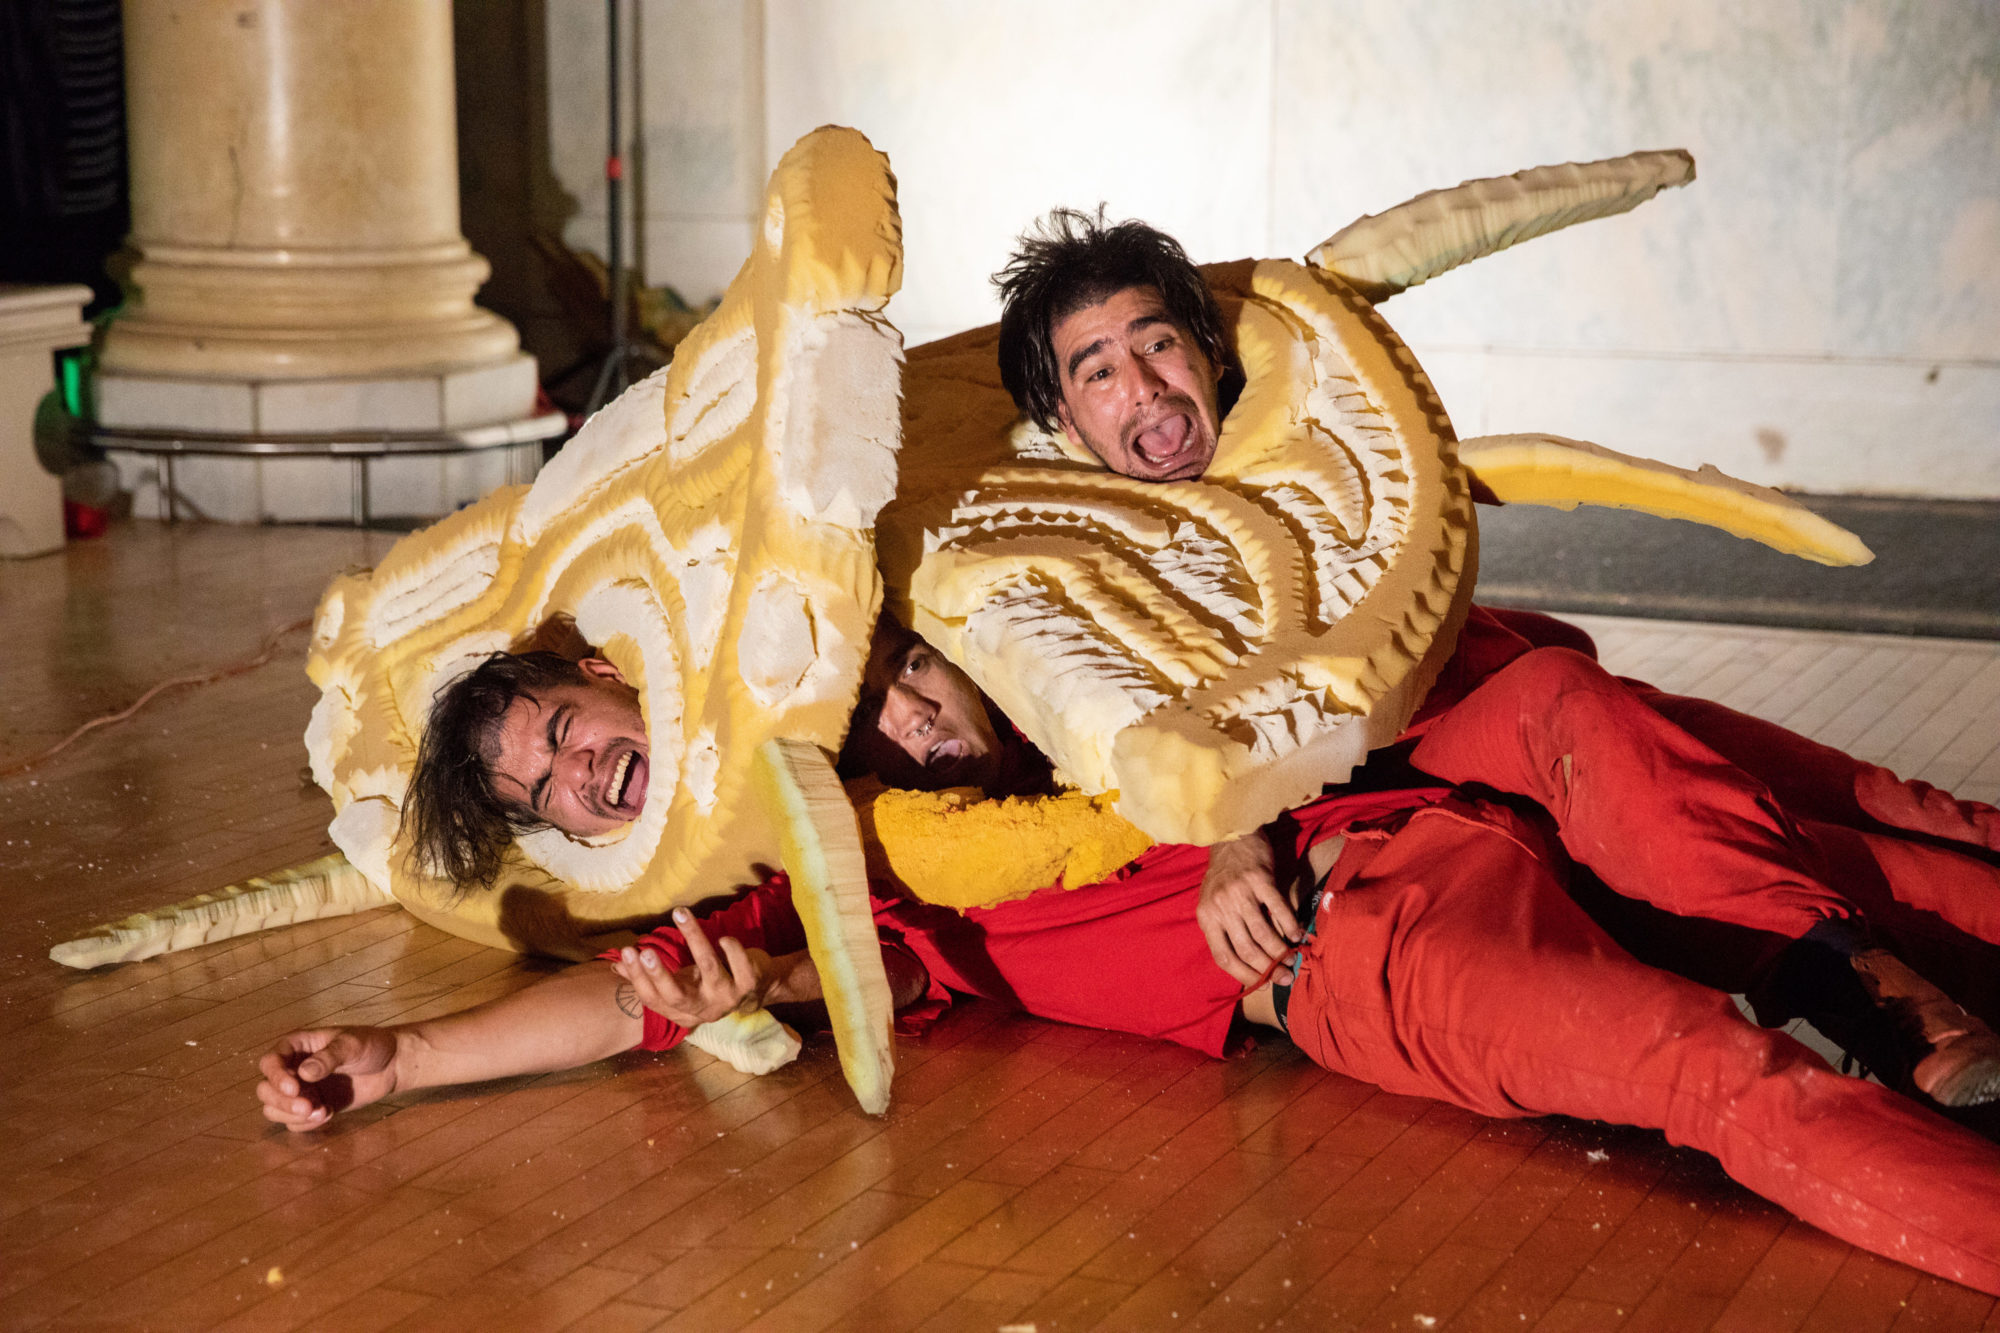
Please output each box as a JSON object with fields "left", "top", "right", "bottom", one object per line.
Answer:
{"left": 883, "top": 258, "right": 1475, "bottom": 847}
{"left": 297, "top": 125, "right": 904, "bottom": 958}
{"left": 753, "top": 738, "right": 895, "bottom": 1113}
{"left": 1309, "top": 150, "right": 1697, "bottom": 302}
{"left": 879, "top": 147, "right": 1866, "bottom": 856}
{"left": 1458, "top": 434, "right": 1874, "bottom": 566}
{"left": 57, "top": 142, "right": 1877, "bottom": 1123}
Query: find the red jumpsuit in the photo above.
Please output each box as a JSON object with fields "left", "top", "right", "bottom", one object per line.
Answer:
{"left": 609, "top": 606, "right": 2000, "bottom": 1292}
{"left": 617, "top": 777, "right": 2000, "bottom": 1296}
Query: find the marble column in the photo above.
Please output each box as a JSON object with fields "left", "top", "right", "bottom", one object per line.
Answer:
{"left": 96, "top": 0, "right": 539, "bottom": 517}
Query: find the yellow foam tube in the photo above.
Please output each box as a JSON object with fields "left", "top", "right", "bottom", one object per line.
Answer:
{"left": 49, "top": 854, "right": 389, "bottom": 969}
{"left": 1459, "top": 433, "right": 1873, "bottom": 567}
{"left": 753, "top": 737, "right": 894, "bottom": 1114}
{"left": 1309, "top": 150, "right": 1696, "bottom": 302}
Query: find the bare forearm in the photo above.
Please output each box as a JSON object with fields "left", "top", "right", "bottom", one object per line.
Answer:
{"left": 391, "top": 961, "right": 643, "bottom": 1092}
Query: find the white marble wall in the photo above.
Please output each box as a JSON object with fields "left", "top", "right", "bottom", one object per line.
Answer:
{"left": 543, "top": 0, "right": 2000, "bottom": 497}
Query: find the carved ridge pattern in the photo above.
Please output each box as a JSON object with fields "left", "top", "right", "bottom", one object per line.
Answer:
{"left": 886, "top": 256, "right": 1472, "bottom": 844}
{"left": 302, "top": 126, "right": 906, "bottom": 953}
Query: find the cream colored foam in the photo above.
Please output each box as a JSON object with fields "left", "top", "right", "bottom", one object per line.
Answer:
{"left": 1458, "top": 433, "right": 1875, "bottom": 566}
{"left": 298, "top": 126, "right": 904, "bottom": 955}
{"left": 1309, "top": 149, "right": 1697, "bottom": 302}
{"left": 883, "top": 259, "right": 1473, "bottom": 846}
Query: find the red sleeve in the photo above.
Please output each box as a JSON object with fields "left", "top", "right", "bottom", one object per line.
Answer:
{"left": 606, "top": 875, "right": 956, "bottom": 1052}
{"left": 602, "top": 874, "right": 811, "bottom": 1052}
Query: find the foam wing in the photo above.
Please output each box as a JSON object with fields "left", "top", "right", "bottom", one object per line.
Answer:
{"left": 1309, "top": 150, "right": 1696, "bottom": 302}
{"left": 1459, "top": 434, "right": 1874, "bottom": 567}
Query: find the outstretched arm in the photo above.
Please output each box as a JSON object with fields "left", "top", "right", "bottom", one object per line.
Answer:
{"left": 257, "top": 913, "right": 769, "bottom": 1131}
{"left": 255, "top": 960, "right": 645, "bottom": 1131}
{"left": 257, "top": 911, "right": 935, "bottom": 1131}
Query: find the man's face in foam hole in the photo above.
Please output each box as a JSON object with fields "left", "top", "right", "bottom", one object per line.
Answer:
{"left": 487, "top": 658, "right": 651, "bottom": 838}
{"left": 1050, "top": 284, "right": 1224, "bottom": 483}
{"left": 847, "top": 627, "right": 1008, "bottom": 793}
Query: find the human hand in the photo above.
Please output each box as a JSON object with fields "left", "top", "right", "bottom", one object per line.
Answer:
{"left": 611, "top": 909, "right": 766, "bottom": 1029}
{"left": 256, "top": 1027, "right": 401, "bottom": 1132}
{"left": 1197, "top": 832, "right": 1300, "bottom": 988}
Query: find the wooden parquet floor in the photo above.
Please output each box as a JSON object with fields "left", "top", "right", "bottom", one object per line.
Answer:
{"left": 3, "top": 521, "right": 1998, "bottom": 1333}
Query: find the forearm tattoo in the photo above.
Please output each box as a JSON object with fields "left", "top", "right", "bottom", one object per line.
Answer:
{"left": 613, "top": 980, "right": 644, "bottom": 1021}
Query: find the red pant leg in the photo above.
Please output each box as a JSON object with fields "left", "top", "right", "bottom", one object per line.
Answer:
{"left": 1481, "top": 605, "right": 1601, "bottom": 659}
{"left": 1632, "top": 686, "right": 2000, "bottom": 853}
{"left": 1284, "top": 801, "right": 2000, "bottom": 1295}
{"left": 1410, "top": 648, "right": 1853, "bottom": 938}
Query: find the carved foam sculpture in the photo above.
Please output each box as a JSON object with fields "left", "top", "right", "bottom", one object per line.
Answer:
{"left": 53, "top": 142, "right": 1873, "bottom": 1112}
{"left": 876, "top": 149, "right": 1868, "bottom": 848}
{"left": 53, "top": 126, "right": 908, "bottom": 1108}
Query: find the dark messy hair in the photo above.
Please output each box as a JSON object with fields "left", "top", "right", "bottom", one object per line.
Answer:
{"left": 402, "top": 651, "right": 590, "bottom": 889}
{"left": 993, "top": 206, "right": 1233, "bottom": 433}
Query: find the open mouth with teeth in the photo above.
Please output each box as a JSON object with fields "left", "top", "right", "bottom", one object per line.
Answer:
{"left": 603, "top": 746, "right": 648, "bottom": 815}
{"left": 1125, "top": 400, "right": 1212, "bottom": 477}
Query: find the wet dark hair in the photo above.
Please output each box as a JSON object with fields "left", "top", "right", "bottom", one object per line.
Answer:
{"left": 993, "top": 206, "right": 1233, "bottom": 433}
{"left": 402, "top": 651, "right": 590, "bottom": 889}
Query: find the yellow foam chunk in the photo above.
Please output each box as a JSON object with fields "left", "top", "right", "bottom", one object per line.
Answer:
{"left": 851, "top": 781, "right": 1155, "bottom": 910}
{"left": 753, "top": 738, "right": 894, "bottom": 1114}
{"left": 296, "top": 126, "right": 905, "bottom": 954}
{"left": 1460, "top": 433, "right": 1874, "bottom": 567}
{"left": 683, "top": 1009, "right": 803, "bottom": 1075}
{"left": 1309, "top": 150, "right": 1696, "bottom": 301}
{"left": 884, "top": 258, "right": 1474, "bottom": 846}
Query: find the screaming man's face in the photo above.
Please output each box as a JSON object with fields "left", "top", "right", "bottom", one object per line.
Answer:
{"left": 1051, "top": 284, "right": 1223, "bottom": 482}
{"left": 847, "top": 629, "right": 1007, "bottom": 793}
{"left": 487, "top": 658, "right": 650, "bottom": 838}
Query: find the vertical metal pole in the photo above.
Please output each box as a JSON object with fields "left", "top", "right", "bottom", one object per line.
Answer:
{"left": 161, "top": 454, "right": 176, "bottom": 524}
{"left": 606, "top": 0, "right": 626, "bottom": 384}
{"left": 584, "top": 0, "right": 628, "bottom": 415}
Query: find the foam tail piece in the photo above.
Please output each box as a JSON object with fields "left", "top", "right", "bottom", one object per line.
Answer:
{"left": 1309, "top": 149, "right": 1696, "bottom": 302}
{"left": 753, "top": 737, "right": 894, "bottom": 1114}
{"left": 50, "top": 853, "right": 389, "bottom": 969}
{"left": 1459, "top": 433, "right": 1874, "bottom": 566}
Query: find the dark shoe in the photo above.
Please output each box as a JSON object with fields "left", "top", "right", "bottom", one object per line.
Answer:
{"left": 1851, "top": 949, "right": 2000, "bottom": 1108}
{"left": 1750, "top": 929, "right": 2000, "bottom": 1108}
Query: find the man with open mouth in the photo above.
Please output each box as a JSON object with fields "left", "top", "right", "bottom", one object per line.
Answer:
{"left": 992, "top": 205, "right": 2000, "bottom": 1110}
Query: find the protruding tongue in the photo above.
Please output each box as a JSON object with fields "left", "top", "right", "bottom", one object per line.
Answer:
{"left": 616, "top": 752, "right": 649, "bottom": 812}
{"left": 1133, "top": 414, "right": 1189, "bottom": 464}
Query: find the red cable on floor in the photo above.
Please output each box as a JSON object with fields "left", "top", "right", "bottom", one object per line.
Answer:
{"left": 0, "top": 617, "right": 315, "bottom": 780}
